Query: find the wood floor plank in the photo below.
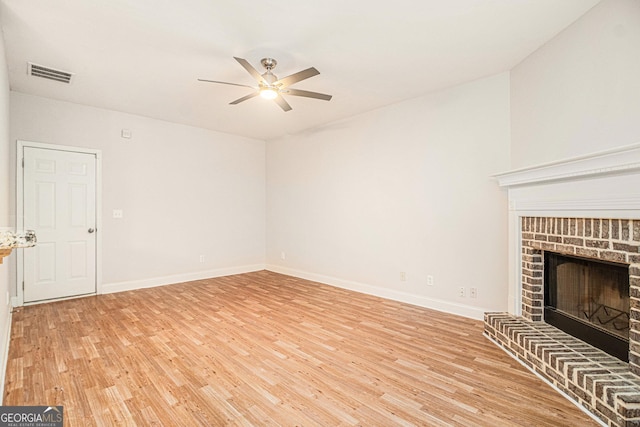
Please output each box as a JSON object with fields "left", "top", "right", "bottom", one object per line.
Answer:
{"left": 4, "top": 270, "right": 598, "bottom": 426}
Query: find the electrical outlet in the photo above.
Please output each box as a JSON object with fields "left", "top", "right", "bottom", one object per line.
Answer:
{"left": 199, "top": 255, "right": 205, "bottom": 263}
{"left": 427, "top": 275, "right": 434, "bottom": 286}
{"left": 459, "top": 287, "right": 466, "bottom": 297}
{"left": 280, "top": 251, "right": 286, "bottom": 260}
{"left": 470, "top": 287, "right": 477, "bottom": 298}
{"left": 400, "top": 272, "right": 406, "bottom": 281}
{"left": 112, "top": 209, "right": 123, "bottom": 219}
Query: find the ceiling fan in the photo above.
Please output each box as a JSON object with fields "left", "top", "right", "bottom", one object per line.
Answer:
{"left": 198, "top": 57, "right": 332, "bottom": 112}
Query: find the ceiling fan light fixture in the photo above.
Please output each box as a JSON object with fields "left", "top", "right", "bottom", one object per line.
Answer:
{"left": 199, "top": 57, "right": 331, "bottom": 112}
{"left": 260, "top": 88, "right": 278, "bottom": 100}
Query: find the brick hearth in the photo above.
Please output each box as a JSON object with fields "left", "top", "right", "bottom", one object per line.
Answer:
{"left": 485, "top": 313, "right": 640, "bottom": 426}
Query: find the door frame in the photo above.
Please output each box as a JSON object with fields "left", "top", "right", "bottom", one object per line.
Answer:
{"left": 15, "top": 140, "right": 103, "bottom": 306}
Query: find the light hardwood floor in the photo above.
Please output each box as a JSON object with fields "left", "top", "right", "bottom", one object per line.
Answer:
{"left": 4, "top": 271, "right": 598, "bottom": 426}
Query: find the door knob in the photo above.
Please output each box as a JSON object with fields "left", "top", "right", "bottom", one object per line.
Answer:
{"left": 88, "top": 228, "right": 95, "bottom": 233}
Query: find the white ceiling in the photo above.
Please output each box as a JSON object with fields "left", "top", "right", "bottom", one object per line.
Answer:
{"left": 1, "top": 0, "right": 600, "bottom": 141}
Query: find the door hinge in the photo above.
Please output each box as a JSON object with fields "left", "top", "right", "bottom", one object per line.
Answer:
{"left": 22, "top": 281, "right": 24, "bottom": 290}
{"left": 21, "top": 158, "right": 24, "bottom": 168}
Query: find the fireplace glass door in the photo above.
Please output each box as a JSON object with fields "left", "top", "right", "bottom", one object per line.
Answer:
{"left": 544, "top": 252, "right": 629, "bottom": 361}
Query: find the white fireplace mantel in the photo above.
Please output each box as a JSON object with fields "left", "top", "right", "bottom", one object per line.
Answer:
{"left": 493, "top": 142, "right": 640, "bottom": 315}
{"left": 494, "top": 142, "right": 640, "bottom": 189}
{"left": 494, "top": 143, "right": 640, "bottom": 217}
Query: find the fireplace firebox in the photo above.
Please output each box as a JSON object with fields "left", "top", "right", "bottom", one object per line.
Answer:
{"left": 544, "top": 251, "right": 630, "bottom": 361}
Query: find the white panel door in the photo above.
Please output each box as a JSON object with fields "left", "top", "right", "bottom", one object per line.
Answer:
{"left": 23, "top": 147, "right": 97, "bottom": 302}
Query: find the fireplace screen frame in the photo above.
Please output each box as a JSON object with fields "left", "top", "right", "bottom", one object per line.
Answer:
{"left": 544, "top": 251, "right": 630, "bottom": 362}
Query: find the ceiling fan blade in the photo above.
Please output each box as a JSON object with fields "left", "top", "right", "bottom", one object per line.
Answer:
{"left": 230, "top": 91, "right": 259, "bottom": 105}
{"left": 273, "top": 95, "right": 292, "bottom": 112}
{"left": 284, "top": 88, "right": 332, "bottom": 101}
{"left": 275, "top": 67, "right": 320, "bottom": 88}
{"left": 198, "top": 79, "right": 255, "bottom": 89}
{"left": 234, "top": 57, "right": 264, "bottom": 83}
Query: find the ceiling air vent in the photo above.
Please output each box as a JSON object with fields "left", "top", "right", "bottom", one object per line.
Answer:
{"left": 28, "top": 62, "right": 73, "bottom": 84}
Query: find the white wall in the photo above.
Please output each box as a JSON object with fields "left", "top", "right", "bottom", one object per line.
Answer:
{"left": 266, "top": 73, "right": 511, "bottom": 319}
{"left": 511, "top": 0, "right": 640, "bottom": 169}
{"left": 10, "top": 92, "right": 266, "bottom": 293}
{"left": 0, "top": 13, "right": 12, "bottom": 398}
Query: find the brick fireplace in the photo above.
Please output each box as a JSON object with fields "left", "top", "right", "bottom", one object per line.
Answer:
{"left": 520, "top": 217, "right": 640, "bottom": 371}
{"left": 486, "top": 144, "right": 640, "bottom": 427}
{"left": 486, "top": 216, "right": 640, "bottom": 426}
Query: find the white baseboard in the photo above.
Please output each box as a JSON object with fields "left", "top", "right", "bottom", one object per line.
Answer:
{"left": 265, "top": 264, "right": 488, "bottom": 320}
{"left": 101, "top": 264, "right": 266, "bottom": 294}
{"left": 0, "top": 304, "right": 12, "bottom": 402}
